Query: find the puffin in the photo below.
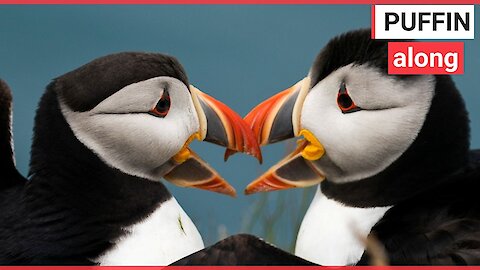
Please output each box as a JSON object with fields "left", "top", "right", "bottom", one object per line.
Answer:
{"left": 241, "top": 29, "right": 480, "bottom": 265}
{"left": 0, "top": 52, "right": 261, "bottom": 265}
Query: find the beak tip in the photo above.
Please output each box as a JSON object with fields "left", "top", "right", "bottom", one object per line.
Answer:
{"left": 252, "top": 150, "right": 263, "bottom": 164}
{"left": 223, "top": 149, "right": 236, "bottom": 162}
{"left": 196, "top": 88, "right": 263, "bottom": 163}
{"left": 244, "top": 183, "right": 265, "bottom": 195}
{"left": 225, "top": 184, "right": 237, "bottom": 197}
{"left": 216, "top": 183, "right": 237, "bottom": 198}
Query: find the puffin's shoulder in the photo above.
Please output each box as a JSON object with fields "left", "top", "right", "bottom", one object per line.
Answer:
{"left": 172, "top": 234, "right": 315, "bottom": 265}
{"left": 364, "top": 151, "right": 480, "bottom": 265}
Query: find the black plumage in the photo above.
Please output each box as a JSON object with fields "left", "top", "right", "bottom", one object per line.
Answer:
{"left": 173, "top": 234, "right": 315, "bottom": 265}
{"left": 358, "top": 151, "right": 480, "bottom": 265}
{"left": 56, "top": 52, "right": 189, "bottom": 112}
{"left": 0, "top": 80, "right": 24, "bottom": 189}
{"left": 309, "top": 28, "right": 413, "bottom": 88}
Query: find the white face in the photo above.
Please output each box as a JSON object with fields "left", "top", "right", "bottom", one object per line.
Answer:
{"left": 60, "top": 76, "right": 200, "bottom": 181}
{"left": 301, "top": 64, "right": 435, "bottom": 183}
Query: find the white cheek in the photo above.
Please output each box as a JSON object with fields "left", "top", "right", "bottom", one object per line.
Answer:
{"left": 59, "top": 76, "right": 200, "bottom": 181}
{"left": 301, "top": 66, "right": 434, "bottom": 183}
{"left": 61, "top": 101, "right": 199, "bottom": 182}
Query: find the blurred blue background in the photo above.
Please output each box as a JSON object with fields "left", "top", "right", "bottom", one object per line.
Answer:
{"left": 0, "top": 5, "right": 478, "bottom": 250}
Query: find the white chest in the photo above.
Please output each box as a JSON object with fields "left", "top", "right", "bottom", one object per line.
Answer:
{"left": 95, "top": 197, "right": 204, "bottom": 265}
{"left": 295, "top": 187, "right": 391, "bottom": 266}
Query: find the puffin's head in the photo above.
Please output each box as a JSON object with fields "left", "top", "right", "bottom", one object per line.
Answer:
{"left": 51, "top": 52, "right": 260, "bottom": 197}
{"left": 244, "top": 29, "right": 469, "bottom": 205}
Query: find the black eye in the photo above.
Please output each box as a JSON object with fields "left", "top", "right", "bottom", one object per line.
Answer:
{"left": 337, "top": 93, "right": 354, "bottom": 109}
{"left": 150, "top": 90, "right": 171, "bottom": 118}
{"left": 337, "top": 83, "right": 361, "bottom": 114}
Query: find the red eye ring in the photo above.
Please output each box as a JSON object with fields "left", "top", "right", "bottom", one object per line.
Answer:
{"left": 337, "top": 83, "right": 361, "bottom": 114}
{"left": 150, "top": 90, "right": 171, "bottom": 118}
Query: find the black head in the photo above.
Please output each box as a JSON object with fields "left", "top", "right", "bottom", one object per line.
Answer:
{"left": 31, "top": 52, "right": 194, "bottom": 180}
{"left": 309, "top": 28, "right": 410, "bottom": 88}
{"left": 53, "top": 52, "right": 189, "bottom": 112}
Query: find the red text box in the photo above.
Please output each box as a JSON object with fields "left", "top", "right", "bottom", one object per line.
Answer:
{"left": 388, "top": 42, "right": 464, "bottom": 75}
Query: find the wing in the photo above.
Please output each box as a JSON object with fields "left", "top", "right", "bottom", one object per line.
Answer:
{"left": 359, "top": 161, "right": 480, "bottom": 265}
{"left": 0, "top": 79, "right": 27, "bottom": 190}
{"left": 171, "top": 234, "right": 315, "bottom": 265}
{"left": 358, "top": 218, "right": 480, "bottom": 265}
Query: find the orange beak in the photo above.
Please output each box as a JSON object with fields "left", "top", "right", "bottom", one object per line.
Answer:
{"left": 163, "top": 86, "right": 262, "bottom": 197}
{"left": 165, "top": 150, "right": 237, "bottom": 197}
{"left": 243, "top": 78, "right": 326, "bottom": 195}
